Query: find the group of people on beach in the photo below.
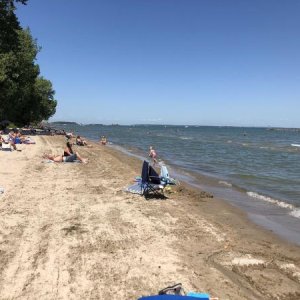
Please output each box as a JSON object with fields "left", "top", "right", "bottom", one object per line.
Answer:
{"left": 43, "top": 132, "right": 91, "bottom": 163}
{"left": 42, "top": 132, "right": 108, "bottom": 164}
{"left": 2, "top": 126, "right": 158, "bottom": 166}
{"left": 0, "top": 130, "right": 34, "bottom": 151}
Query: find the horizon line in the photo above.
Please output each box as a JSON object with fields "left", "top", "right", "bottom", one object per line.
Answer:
{"left": 48, "top": 121, "right": 300, "bottom": 130}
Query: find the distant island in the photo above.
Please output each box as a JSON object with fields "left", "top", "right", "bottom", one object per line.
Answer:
{"left": 50, "top": 121, "right": 79, "bottom": 125}
{"left": 267, "top": 127, "right": 300, "bottom": 132}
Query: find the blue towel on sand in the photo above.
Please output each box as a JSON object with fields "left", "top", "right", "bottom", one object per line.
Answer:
{"left": 139, "top": 293, "right": 210, "bottom": 300}
{"left": 139, "top": 296, "right": 203, "bottom": 300}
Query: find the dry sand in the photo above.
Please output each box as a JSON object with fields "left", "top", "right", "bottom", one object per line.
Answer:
{"left": 0, "top": 135, "right": 299, "bottom": 300}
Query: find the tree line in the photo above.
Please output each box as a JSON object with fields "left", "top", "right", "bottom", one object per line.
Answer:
{"left": 0, "top": 0, "right": 57, "bottom": 127}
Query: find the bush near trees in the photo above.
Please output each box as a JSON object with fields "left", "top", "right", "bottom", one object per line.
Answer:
{"left": 0, "top": 0, "right": 57, "bottom": 127}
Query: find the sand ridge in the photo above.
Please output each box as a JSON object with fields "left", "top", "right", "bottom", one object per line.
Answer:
{"left": 0, "top": 135, "right": 299, "bottom": 299}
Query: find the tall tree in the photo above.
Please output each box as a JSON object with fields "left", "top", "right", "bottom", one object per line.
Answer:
{"left": 0, "top": 0, "right": 27, "bottom": 52}
{"left": 0, "top": 0, "right": 57, "bottom": 126}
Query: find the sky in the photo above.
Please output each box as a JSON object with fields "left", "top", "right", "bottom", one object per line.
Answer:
{"left": 16, "top": 0, "right": 300, "bottom": 127}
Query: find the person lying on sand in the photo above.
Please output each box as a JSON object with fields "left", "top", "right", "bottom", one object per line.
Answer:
{"left": 43, "top": 142, "right": 88, "bottom": 163}
{"left": 42, "top": 153, "right": 88, "bottom": 163}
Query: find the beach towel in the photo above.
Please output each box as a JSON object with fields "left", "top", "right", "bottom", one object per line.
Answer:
{"left": 23, "top": 138, "right": 36, "bottom": 144}
{"left": 42, "top": 159, "right": 54, "bottom": 163}
{"left": 124, "top": 183, "right": 143, "bottom": 195}
{"left": 42, "top": 159, "right": 83, "bottom": 164}
{"left": 160, "top": 165, "right": 177, "bottom": 185}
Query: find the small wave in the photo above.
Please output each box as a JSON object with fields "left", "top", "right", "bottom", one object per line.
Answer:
{"left": 179, "top": 136, "right": 193, "bottom": 140}
{"left": 247, "top": 191, "right": 294, "bottom": 210}
{"left": 218, "top": 180, "right": 232, "bottom": 187}
{"left": 289, "top": 209, "right": 300, "bottom": 218}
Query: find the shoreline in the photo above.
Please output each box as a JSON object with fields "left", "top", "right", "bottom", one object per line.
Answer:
{"left": 0, "top": 135, "right": 299, "bottom": 299}
{"left": 51, "top": 124, "right": 300, "bottom": 220}
{"left": 106, "top": 141, "right": 300, "bottom": 246}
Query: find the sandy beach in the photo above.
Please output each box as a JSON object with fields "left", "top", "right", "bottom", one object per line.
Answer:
{"left": 0, "top": 135, "right": 300, "bottom": 300}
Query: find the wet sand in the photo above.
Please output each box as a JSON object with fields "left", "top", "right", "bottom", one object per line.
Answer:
{"left": 0, "top": 135, "right": 299, "bottom": 299}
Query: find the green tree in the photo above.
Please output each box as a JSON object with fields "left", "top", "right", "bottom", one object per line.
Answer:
{"left": 0, "top": 0, "right": 57, "bottom": 126}
{"left": 0, "top": 0, "right": 27, "bottom": 52}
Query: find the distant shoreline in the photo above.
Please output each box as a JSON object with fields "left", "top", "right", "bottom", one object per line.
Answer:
{"left": 49, "top": 122, "right": 300, "bottom": 130}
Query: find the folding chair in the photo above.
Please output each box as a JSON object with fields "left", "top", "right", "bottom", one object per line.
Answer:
{"left": 141, "top": 161, "right": 165, "bottom": 197}
{"left": 125, "top": 161, "right": 171, "bottom": 198}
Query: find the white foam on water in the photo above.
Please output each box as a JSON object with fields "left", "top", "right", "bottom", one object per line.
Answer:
{"left": 218, "top": 180, "right": 232, "bottom": 187}
{"left": 247, "top": 191, "right": 295, "bottom": 211}
{"left": 289, "top": 208, "right": 300, "bottom": 219}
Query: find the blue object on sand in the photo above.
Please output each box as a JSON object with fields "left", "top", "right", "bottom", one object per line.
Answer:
{"left": 186, "top": 292, "right": 210, "bottom": 299}
{"left": 138, "top": 296, "right": 205, "bottom": 299}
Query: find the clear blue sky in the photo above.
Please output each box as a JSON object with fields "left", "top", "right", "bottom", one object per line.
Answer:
{"left": 16, "top": 0, "right": 300, "bottom": 127}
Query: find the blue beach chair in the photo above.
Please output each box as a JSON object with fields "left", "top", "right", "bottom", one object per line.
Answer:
{"left": 125, "top": 161, "right": 166, "bottom": 198}
{"left": 140, "top": 161, "right": 166, "bottom": 197}
{"left": 138, "top": 283, "right": 211, "bottom": 300}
